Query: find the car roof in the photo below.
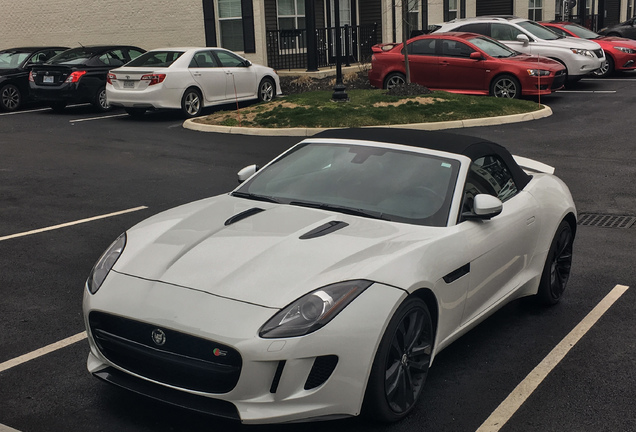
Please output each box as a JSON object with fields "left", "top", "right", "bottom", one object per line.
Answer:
{"left": 1, "top": 46, "right": 69, "bottom": 53}
{"left": 312, "top": 128, "right": 532, "bottom": 189}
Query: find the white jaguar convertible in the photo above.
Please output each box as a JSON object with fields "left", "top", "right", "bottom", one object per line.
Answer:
{"left": 83, "top": 128, "right": 576, "bottom": 424}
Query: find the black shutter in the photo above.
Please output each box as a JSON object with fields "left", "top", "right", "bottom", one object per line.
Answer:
{"left": 476, "top": 0, "right": 513, "bottom": 16}
{"left": 241, "top": 0, "right": 256, "bottom": 53}
{"left": 202, "top": 0, "right": 217, "bottom": 47}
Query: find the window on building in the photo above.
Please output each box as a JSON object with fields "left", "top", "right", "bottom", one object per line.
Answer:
{"left": 278, "top": 0, "right": 306, "bottom": 50}
{"left": 407, "top": 0, "right": 420, "bottom": 37}
{"left": 528, "top": 0, "right": 542, "bottom": 21}
{"left": 218, "top": 0, "right": 244, "bottom": 52}
{"left": 448, "top": 0, "right": 458, "bottom": 20}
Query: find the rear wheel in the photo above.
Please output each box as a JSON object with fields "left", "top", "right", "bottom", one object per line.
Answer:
{"left": 490, "top": 75, "right": 520, "bottom": 98}
{"left": 1, "top": 84, "right": 21, "bottom": 111}
{"left": 125, "top": 108, "right": 146, "bottom": 118}
{"left": 593, "top": 55, "right": 614, "bottom": 78}
{"left": 363, "top": 297, "right": 433, "bottom": 422}
{"left": 537, "top": 220, "right": 574, "bottom": 306}
{"left": 93, "top": 87, "right": 110, "bottom": 112}
{"left": 257, "top": 77, "right": 275, "bottom": 102}
{"left": 181, "top": 88, "right": 202, "bottom": 118}
{"left": 384, "top": 73, "right": 406, "bottom": 89}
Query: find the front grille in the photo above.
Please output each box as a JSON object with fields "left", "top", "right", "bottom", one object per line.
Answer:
{"left": 594, "top": 49, "right": 604, "bottom": 58}
{"left": 89, "top": 312, "right": 242, "bottom": 393}
{"left": 304, "top": 355, "right": 338, "bottom": 390}
{"left": 551, "top": 71, "right": 566, "bottom": 90}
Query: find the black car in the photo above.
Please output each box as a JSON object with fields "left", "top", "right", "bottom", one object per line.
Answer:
{"left": 598, "top": 17, "right": 636, "bottom": 40}
{"left": 0, "top": 47, "right": 69, "bottom": 111}
{"left": 29, "top": 45, "right": 145, "bottom": 112}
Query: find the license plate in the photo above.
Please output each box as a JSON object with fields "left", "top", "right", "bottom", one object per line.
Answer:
{"left": 43, "top": 76, "right": 54, "bottom": 83}
{"left": 123, "top": 81, "right": 135, "bottom": 88}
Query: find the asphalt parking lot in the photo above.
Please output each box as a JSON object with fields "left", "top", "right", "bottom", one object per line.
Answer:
{"left": 1, "top": 76, "right": 635, "bottom": 432}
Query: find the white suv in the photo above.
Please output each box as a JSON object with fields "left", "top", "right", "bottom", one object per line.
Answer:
{"left": 433, "top": 16, "right": 604, "bottom": 82}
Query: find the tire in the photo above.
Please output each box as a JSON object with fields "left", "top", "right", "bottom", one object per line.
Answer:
{"left": 1, "top": 84, "right": 21, "bottom": 112}
{"left": 93, "top": 87, "right": 111, "bottom": 112}
{"left": 257, "top": 77, "right": 275, "bottom": 102}
{"left": 181, "top": 88, "right": 202, "bottom": 118}
{"left": 125, "top": 108, "right": 146, "bottom": 118}
{"left": 536, "top": 220, "right": 574, "bottom": 306}
{"left": 363, "top": 297, "right": 433, "bottom": 422}
{"left": 490, "top": 75, "right": 520, "bottom": 99}
{"left": 384, "top": 73, "right": 406, "bottom": 90}
{"left": 49, "top": 101, "right": 67, "bottom": 112}
{"left": 593, "top": 54, "right": 614, "bottom": 78}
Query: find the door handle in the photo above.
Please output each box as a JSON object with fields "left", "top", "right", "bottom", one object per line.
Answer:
{"left": 193, "top": 73, "right": 201, "bottom": 77}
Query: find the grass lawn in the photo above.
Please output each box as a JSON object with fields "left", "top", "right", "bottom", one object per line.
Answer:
{"left": 192, "top": 89, "right": 543, "bottom": 129}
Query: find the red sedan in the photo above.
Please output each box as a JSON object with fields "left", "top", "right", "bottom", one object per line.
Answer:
{"left": 368, "top": 32, "right": 566, "bottom": 98}
{"left": 541, "top": 22, "right": 636, "bottom": 77}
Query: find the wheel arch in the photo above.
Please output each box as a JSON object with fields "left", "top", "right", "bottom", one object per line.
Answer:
{"left": 182, "top": 85, "right": 204, "bottom": 102}
{"left": 383, "top": 70, "right": 406, "bottom": 88}
{"left": 410, "top": 288, "right": 439, "bottom": 346}
{"left": 489, "top": 73, "right": 522, "bottom": 96}
{"left": 563, "top": 211, "right": 577, "bottom": 238}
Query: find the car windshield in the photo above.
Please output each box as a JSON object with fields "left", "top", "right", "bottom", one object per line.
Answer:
{"left": 517, "top": 21, "right": 562, "bottom": 40}
{"left": 564, "top": 23, "right": 600, "bottom": 39}
{"left": 0, "top": 51, "right": 31, "bottom": 69}
{"left": 467, "top": 37, "right": 518, "bottom": 57}
{"left": 126, "top": 51, "right": 184, "bottom": 67}
{"left": 48, "top": 48, "right": 99, "bottom": 65}
{"left": 234, "top": 142, "right": 461, "bottom": 227}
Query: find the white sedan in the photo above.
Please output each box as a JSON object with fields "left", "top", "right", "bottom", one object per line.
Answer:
{"left": 106, "top": 47, "right": 281, "bottom": 117}
{"left": 83, "top": 128, "right": 576, "bottom": 424}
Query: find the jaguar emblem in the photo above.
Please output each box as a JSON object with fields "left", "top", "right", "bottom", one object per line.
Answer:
{"left": 151, "top": 328, "right": 166, "bottom": 346}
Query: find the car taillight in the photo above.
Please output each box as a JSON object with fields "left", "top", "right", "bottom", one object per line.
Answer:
{"left": 107, "top": 73, "right": 116, "bottom": 84}
{"left": 29, "top": 71, "right": 35, "bottom": 82}
{"left": 64, "top": 70, "right": 87, "bottom": 83}
{"left": 141, "top": 74, "right": 166, "bottom": 86}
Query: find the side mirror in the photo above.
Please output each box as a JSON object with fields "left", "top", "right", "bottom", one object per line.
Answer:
{"left": 462, "top": 194, "right": 503, "bottom": 220}
{"left": 244, "top": 60, "right": 252, "bottom": 67}
{"left": 516, "top": 34, "right": 531, "bottom": 45}
{"left": 237, "top": 164, "right": 258, "bottom": 183}
{"left": 469, "top": 51, "right": 483, "bottom": 60}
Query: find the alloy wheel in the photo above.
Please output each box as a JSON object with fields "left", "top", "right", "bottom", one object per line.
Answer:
{"left": 386, "top": 75, "right": 405, "bottom": 89}
{"left": 184, "top": 91, "right": 200, "bottom": 116}
{"left": 1, "top": 85, "right": 20, "bottom": 111}
{"left": 493, "top": 78, "right": 518, "bottom": 98}
{"left": 259, "top": 80, "right": 274, "bottom": 101}
{"left": 549, "top": 226, "right": 573, "bottom": 300}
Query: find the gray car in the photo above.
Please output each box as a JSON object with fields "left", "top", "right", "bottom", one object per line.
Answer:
{"left": 598, "top": 17, "right": 636, "bottom": 40}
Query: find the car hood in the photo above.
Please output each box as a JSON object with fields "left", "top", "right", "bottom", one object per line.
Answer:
{"left": 499, "top": 54, "right": 564, "bottom": 70}
{"left": 113, "top": 194, "right": 442, "bottom": 308}
{"left": 535, "top": 36, "right": 602, "bottom": 50}
{"left": 597, "top": 36, "right": 636, "bottom": 46}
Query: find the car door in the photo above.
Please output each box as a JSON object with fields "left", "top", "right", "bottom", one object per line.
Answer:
{"left": 436, "top": 39, "right": 486, "bottom": 91}
{"left": 490, "top": 23, "right": 534, "bottom": 55}
{"left": 458, "top": 155, "right": 540, "bottom": 325}
{"left": 213, "top": 50, "right": 256, "bottom": 99}
{"left": 188, "top": 50, "right": 228, "bottom": 102}
{"left": 405, "top": 38, "right": 439, "bottom": 88}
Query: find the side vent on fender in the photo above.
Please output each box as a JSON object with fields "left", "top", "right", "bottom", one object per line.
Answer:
{"left": 299, "top": 221, "right": 349, "bottom": 240}
{"left": 224, "top": 207, "right": 265, "bottom": 226}
{"left": 443, "top": 263, "right": 470, "bottom": 284}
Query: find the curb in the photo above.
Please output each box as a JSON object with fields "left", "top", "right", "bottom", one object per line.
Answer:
{"left": 183, "top": 105, "right": 552, "bottom": 136}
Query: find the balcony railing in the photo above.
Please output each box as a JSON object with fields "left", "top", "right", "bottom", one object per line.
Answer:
{"left": 266, "top": 23, "right": 378, "bottom": 70}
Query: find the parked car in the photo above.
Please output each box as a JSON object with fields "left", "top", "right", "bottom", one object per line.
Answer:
{"left": 369, "top": 32, "right": 566, "bottom": 98}
{"left": 541, "top": 21, "right": 636, "bottom": 77}
{"left": 83, "top": 128, "right": 576, "bottom": 424}
{"left": 29, "top": 45, "right": 145, "bottom": 112}
{"left": 106, "top": 47, "right": 281, "bottom": 118}
{"left": 0, "top": 46, "right": 68, "bottom": 111}
{"left": 433, "top": 16, "right": 605, "bottom": 82}
{"left": 598, "top": 17, "right": 636, "bottom": 40}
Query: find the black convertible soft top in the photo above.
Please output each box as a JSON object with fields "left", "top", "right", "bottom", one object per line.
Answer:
{"left": 312, "top": 128, "right": 532, "bottom": 190}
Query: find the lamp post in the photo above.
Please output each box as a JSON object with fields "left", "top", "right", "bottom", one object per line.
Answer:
{"left": 332, "top": 0, "right": 349, "bottom": 101}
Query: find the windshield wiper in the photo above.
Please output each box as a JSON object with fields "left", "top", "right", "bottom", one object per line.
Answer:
{"left": 231, "top": 191, "right": 281, "bottom": 203}
{"left": 289, "top": 200, "right": 390, "bottom": 221}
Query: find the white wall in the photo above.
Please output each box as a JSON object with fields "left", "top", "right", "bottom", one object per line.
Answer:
{"left": 1, "top": 1, "right": 206, "bottom": 51}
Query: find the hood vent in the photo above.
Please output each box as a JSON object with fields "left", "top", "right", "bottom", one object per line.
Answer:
{"left": 224, "top": 207, "right": 265, "bottom": 226}
{"left": 300, "top": 221, "right": 349, "bottom": 240}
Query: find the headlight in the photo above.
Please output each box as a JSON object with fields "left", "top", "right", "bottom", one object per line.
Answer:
{"left": 86, "top": 233, "right": 126, "bottom": 294}
{"left": 527, "top": 69, "right": 551, "bottom": 76}
{"left": 259, "top": 280, "right": 373, "bottom": 338}
{"left": 570, "top": 48, "right": 594, "bottom": 57}
{"left": 615, "top": 46, "right": 636, "bottom": 54}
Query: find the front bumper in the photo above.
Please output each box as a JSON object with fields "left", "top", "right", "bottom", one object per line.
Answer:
{"left": 83, "top": 271, "right": 405, "bottom": 424}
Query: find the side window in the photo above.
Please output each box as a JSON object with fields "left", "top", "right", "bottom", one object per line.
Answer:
{"left": 99, "top": 51, "right": 125, "bottom": 66}
{"left": 407, "top": 39, "right": 436, "bottom": 55}
{"left": 128, "top": 49, "right": 144, "bottom": 61}
{"left": 491, "top": 23, "right": 523, "bottom": 41}
{"left": 457, "top": 23, "right": 489, "bottom": 36}
{"left": 462, "top": 156, "right": 518, "bottom": 214}
{"left": 548, "top": 27, "right": 568, "bottom": 37}
{"left": 189, "top": 51, "right": 219, "bottom": 68}
{"left": 440, "top": 40, "right": 474, "bottom": 58}
{"left": 29, "top": 52, "right": 49, "bottom": 64}
{"left": 214, "top": 50, "right": 246, "bottom": 67}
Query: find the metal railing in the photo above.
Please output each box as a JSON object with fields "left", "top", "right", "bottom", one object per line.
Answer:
{"left": 266, "top": 23, "right": 378, "bottom": 70}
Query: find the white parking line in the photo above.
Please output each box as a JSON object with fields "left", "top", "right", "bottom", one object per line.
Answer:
{"left": 69, "top": 113, "right": 128, "bottom": 123}
{"left": 0, "top": 423, "right": 22, "bottom": 432}
{"left": 0, "top": 332, "right": 87, "bottom": 374}
{"left": 581, "top": 78, "right": 636, "bottom": 81}
{"left": 0, "top": 206, "right": 147, "bottom": 242}
{"left": 476, "top": 284, "right": 629, "bottom": 432}
{"left": 0, "top": 108, "right": 50, "bottom": 116}
{"left": 556, "top": 90, "right": 617, "bottom": 93}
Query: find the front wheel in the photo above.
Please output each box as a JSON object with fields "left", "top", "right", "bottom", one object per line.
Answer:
{"left": 181, "top": 88, "right": 202, "bottom": 118}
{"left": 490, "top": 75, "right": 520, "bottom": 98}
{"left": 593, "top": 55, "right": 614, "bottom": 78}
{"left": 93, "top": 87, "right": 111, "bottom": 112}
{"left": 536, "top": 220, "right": 574, "bottom": 306}
{"left": 1, "top": 84, "right": 21, "bottom": 111}
{"left": 363, "top": 297, "right": 433, "bottom": 422}
{"left": 257, "top": 77, "right": 275, "bottom": 102}
{"left": 384, "top": 73, "right": 406, "bottom": 90}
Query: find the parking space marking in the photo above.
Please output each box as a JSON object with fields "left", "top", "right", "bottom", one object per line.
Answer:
{"left": 555, "top": 90, "right": 617, "bottom": 93}
{"left": 476, "top": 284, "right": 629, "bottom": 432}
{"left": 0, "top": 332, "right": 87, "bottom": 373}
{"left": 581, "top": 78, "right": 636, "bottom": 81}
{"left": 0, "top": 206, "right": 148, "bottom": 242}
{"left": 0, "top": 423, "right": 22, "bottom": 432}
{"left": 0, "top": 108, "right": 51, "bottom": 116}
{"left": 69, "top": 113, "right": 128, "bottom": 123}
